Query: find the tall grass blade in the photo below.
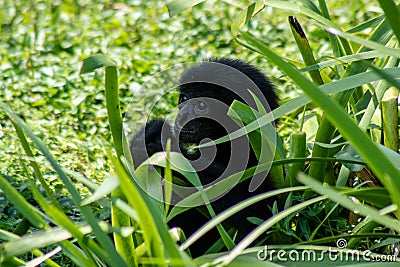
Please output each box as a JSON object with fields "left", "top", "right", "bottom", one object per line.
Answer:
{"left": 377, "top": 0, "right": 400, "bottom": 42}
{"left": 204, "top": 68, "right": 400, "bottom": 147}
{"left": 239, "top": 32, "right": 400, "bottom": 209}
{"left": 0, "top": 174, "right": 46, "bottom": 228}
{"left": 289, "top": 16, "right": 324, "bottom": 85}
{"left": 81, "top": 55, "right": 134, "bottom": 263}
{"left": 0, "top": 101, "right": 128, "bottom": 266}
{"left": 231, "top": 0, "right": 265, "bottom": 38}
{"left": 298, "top": 173, "right": 400, "bottom": 232}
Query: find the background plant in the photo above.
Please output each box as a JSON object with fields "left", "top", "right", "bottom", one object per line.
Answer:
{"left": 0, "top": 0, "right": 399, "bottom": 266}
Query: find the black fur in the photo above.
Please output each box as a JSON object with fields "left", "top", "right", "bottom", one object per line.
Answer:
{"left": 130, "top": 58, "right": 278, "bottom": 256}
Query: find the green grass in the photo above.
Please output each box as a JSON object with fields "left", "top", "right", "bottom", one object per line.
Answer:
{"left": 0, "top": 0, "right": 399, "bottom": 266}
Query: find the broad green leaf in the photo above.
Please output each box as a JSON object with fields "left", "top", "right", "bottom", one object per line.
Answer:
{"left": 228, "top": 100, "right": 284, "bottom": 189}
{"left": 80, "top": 54, "right": 114, "bottom": 74}
{"left": 334, "top": 145, "right": 364, "bottom": 172}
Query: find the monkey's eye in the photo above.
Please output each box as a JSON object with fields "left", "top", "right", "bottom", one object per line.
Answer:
{"left": 196, "top": 100, "right": 208, "bottom": 112}
{"left": 179, "top": 94, "right": 189, "bottom": 104}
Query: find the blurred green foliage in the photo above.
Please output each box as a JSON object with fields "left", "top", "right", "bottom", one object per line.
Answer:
{"left": 1, "top": 0, "right": 396, "bottom": 265}
{"left": 0, "top": 0, "right": 378, "bottom": 236}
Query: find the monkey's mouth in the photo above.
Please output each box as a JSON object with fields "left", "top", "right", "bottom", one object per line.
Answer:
{"left": 179, "top": 128, "right": 211, "bottom": 135}
{"left": 174, "top": 126, "right": 212, "bottom": 143}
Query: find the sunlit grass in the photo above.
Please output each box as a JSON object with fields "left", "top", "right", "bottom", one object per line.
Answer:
{"left": 0, "top": 0, "right": 399, "bottom": 266}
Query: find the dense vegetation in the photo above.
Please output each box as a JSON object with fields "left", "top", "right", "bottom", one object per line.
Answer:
{"left": 0, "top": 0, "right": 399, "bottom": 266}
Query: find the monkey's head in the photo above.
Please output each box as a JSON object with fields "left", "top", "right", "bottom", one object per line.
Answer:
{"left": 174, "top": 81, "right": 237, "bottom": 144}
{"left": 174, "top": 59, "right": 277, "bottom": 145}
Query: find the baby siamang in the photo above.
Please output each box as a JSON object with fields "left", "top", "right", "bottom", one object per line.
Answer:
{"left": 129, "top": 58, "right": 278, "bottom": 256}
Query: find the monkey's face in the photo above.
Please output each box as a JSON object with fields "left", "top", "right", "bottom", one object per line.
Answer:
{"left": 174, "top": 83, "right": 238, "bottom": 144}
